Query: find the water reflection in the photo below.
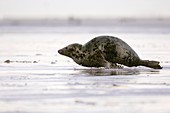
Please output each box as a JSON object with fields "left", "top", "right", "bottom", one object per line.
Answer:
{"left": 74, "top": 67, "right": 160, "bottom": 76}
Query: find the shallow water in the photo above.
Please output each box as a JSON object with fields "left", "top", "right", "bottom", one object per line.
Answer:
{"left": 0, "top": 31, "right": 170, "bottom": 113}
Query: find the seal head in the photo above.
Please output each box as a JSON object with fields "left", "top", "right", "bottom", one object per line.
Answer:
{"left": 58, "top": 43, "right": 82, "bottom": 57}
{"left": 58, "top": 43, "right": 86, "bottom": 65}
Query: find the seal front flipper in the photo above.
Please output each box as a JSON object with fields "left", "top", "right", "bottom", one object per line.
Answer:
{"left": 104, "top": 61, "right": 123, "bottom": 69}
{"left": 83, "top": 49, "right": 106, "bottom": 67}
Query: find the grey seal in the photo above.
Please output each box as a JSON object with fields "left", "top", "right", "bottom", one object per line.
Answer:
{"left": 58, "top": 35, "right": 162, "bottom": 69}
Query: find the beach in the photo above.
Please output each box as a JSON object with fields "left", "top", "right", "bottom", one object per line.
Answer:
{"left": 0, "top": 23, "right": 170, "bottom": 113}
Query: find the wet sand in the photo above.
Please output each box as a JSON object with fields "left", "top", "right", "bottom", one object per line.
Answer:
{"left": 0, "top": 63, "right": 170, "bottom": 113}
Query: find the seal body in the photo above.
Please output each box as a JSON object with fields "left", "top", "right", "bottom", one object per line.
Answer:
{"left": 58, "top": 36, "right": 162, "bottom": 69}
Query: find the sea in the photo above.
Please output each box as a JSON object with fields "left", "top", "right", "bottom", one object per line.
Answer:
{"left": 0, "top": 19, "right": 170, "bottom": 113}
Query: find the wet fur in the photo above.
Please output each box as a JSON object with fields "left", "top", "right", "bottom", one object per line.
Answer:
{"left": 58, "top": 36, "right": 162, "bottom": 69}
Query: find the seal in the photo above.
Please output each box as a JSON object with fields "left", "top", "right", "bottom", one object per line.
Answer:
{"left": 58, "top": 35, "right": 162, "bottom": 69}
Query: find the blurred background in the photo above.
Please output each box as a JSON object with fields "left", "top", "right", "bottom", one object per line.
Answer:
{"left": 0, "top": 0, "right": 170, "bottom": 34}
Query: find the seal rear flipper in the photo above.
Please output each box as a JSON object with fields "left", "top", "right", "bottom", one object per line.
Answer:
{"left": 139, "top": 60, "right": 162, "bottom": 69}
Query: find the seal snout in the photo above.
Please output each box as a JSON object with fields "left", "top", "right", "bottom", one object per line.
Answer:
{"left": 58, "top": 49, "right": 63, "bottom": 55}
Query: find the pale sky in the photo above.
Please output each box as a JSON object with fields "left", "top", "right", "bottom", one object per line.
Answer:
{"left": 0, "top": 0, "right": 170, "bottom": 19}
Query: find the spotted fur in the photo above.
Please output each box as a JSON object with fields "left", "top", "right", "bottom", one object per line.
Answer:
{"left": 58, "top": 36, "right": 162, "bottom": 69}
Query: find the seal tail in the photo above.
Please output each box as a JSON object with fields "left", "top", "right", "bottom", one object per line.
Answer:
{"left": 139, "top": 60, "right": 162, "bottom": 69}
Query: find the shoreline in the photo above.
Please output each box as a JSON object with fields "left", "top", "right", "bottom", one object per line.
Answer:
{"left": 1, "top": 18, "right": 170, "bottom": 26}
